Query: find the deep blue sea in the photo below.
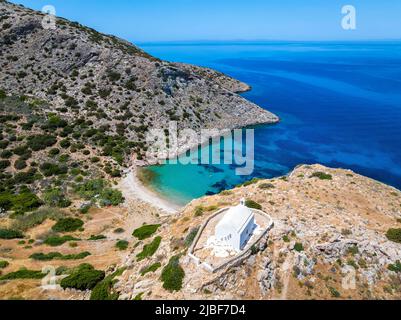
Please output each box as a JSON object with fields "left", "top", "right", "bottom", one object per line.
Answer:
{"left": 139, "top": 41, "right": 401, "bottom": 205}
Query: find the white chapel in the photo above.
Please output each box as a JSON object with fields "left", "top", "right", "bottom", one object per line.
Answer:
{"left": 215, "top": 199, "right": 256, "bottom": 251}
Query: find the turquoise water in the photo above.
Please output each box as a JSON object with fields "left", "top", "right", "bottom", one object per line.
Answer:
{"left": 139, "top": 42, "right": 401, "bottom": 205}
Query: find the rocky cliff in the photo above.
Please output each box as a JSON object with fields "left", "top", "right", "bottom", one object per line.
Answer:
{"left": 0, "top": 1, "right": 278, "bottom": 164}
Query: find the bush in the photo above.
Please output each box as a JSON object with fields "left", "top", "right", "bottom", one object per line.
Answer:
{"left": 10, "top": 192, "right": 43, "bottom": 215}
{"left": 88, "top": 235, "right": 106, "bottom": 241}
{"left": 60, "top": 264, "right": 105, "bottom": 291}
{"left": 98, "top": 188, "right": 124, "bottom": 207}
{"left": 136, "top": 236, "right": 162, "bottom": 261}
{"left": 294, "top": 243, "right": 304, "bottom": 252}
{"left": 0, "top": 228, "right": 24, "bottom": 239}
{"left": 0, "top": 89, "right": 6, "bottom": 99}
{"left": 0, "top": 160, "right": 11, "bottom": 169}
{"left": 43, "top": 188, "right": 71, "bottom": 208}
{"left": 184, "top": 228, "right": 199, "bottom": 247}
{"left": 0, "top": 260, "right": 9, "bottom": 269}
{"left": 259, "top": 183, "right": 275, "bottom": 189}
{"left": 116, "top": 240, "right": 129, "bottom": 251}
{"left": 90, "top": 268, "right": 124, "bottom": 300}
{"left": 388, "top": 260, "right": 401, "bottom": 273}
{"left": 14, "top": 159, "right": 27, "bottom": 170}
{"left": 310, "top": 172, "right": 333, "bottom": 180}
{"left": 52, "top": 218, "right": 84, "bottom": 233}
{"left": 30, "top": 251, "right": 90, "bottom": 261}
{"left": 40, "top": 162, "right": 68, "bottom": 176}
{"left": 141, "top": 262, "right": 162, "bottom": 276}
{"left": 132, "top": 224, "right": 160, "bottom": 240}
{"left": 0, "top": 268, "right": 45, "bottom": 281}
{"left": 386, "top": 228, "right": 401, "bottom": 243}
{"left": 161, "top": 255, "right": 185, "bottom": 292}
{"left": 44, "top": 235, "right": 80, "bottom": 247}
{"left": 245, "top": 200, "right": 262, "bottom": 210}
{"left": 27, "top": 135, "right": 57, "bottom": 151}
{"left": 1, "top": 149, "right": 13, "bottom": 159}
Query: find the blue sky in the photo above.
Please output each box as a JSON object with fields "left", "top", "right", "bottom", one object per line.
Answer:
{"left": 10, "top": 0, "right": 401, "bottom": 42}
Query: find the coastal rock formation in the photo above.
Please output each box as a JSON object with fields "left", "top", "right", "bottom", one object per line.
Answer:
{"left": 0, "top": 1, "right": 278, "bottom": 164}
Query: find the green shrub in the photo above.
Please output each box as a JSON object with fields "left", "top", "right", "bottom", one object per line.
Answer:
{"left": 43, "top": 188, "right": 71, "bottom": 208}
{"left": 184, "top": 227, "right": 199, "bottom": 247}
{"left": 90, "top": 268, "right": 125, "bottom": 300}
{"left": 328, "top": 286, "right": 341, "bottom": 298}
{"left": 27, "top": 135, "right": 57, "bottom": 151}
{"left": 245, "top": 200, "right": 262, "bottom": 210}
{"left": 132, "top": 224, "right": 160, "bottom": 240}
{"left": 136, "top": 236, "right": 162, "bottom": 261}
{"left": 52, "top": 218, "right": 84, "bottom": 233}
{"left": 259, "top": 183, "right": 275, "bottom": 189}
{"left": 386, "top": 228, "right": 401, "bottom": 243}
{"left": 0, "top": 260, "right": 10, "bottom": 269}
{"left": 10, "top": 192, "right": 43, "bottom": 215}
{"left": 14, "top": 159, "right": 27, "bottom": 170}
{"left": 30, "top": 251, "right": 91, "bottom": 261}
{"left": 60, "top": 139, "right": 71, "bottom": 149}
{"left": 388, "top": 260, "right": 401, "bottom": 273}
{"left": 310, "top": 172, "right": 333, "bottom": 180}
{"left": 161, "top": 255, "right": 185, "bottom": 292}
{"left": 0, "top": 89, "right": 6, "bottom": 99}
{"left": 116, "top": 240, "right": 129, "bottom": 250}
{"left": 0, "top": 160, "right": 10, "bottom": 169}
{"left": 1, "top": 149, "right": 13, "bottom": 159}
{"left": 60, "top": 264, "right": 105, "bottom": 291}
{"left": 44, "top": 235, "right": 80, "bottom": 247}
{"left": 40, "top": 162, "right": 68, "bottom": 177}
{"left": 294, "top": 243, "right": 304, "bottom": 252}
{"left": 88, "top": 235, "right": 106, "bottom": 241}
{"left": 242, "top": 178, "right": 261, "bottom": 187}
{"left": 194, "top": 206, "right": 204, "bottom": 217}
{"left": 98, "top": 188, "right": 124, "bottom": 207}
{"left": 141, "top": 262, "right": 161, "bottom": 276}
{"left": 0, "top": 268, "right": 45, "bottom": 281}
{"left": 0, "top": 228, "right": 24, "bottom": 239}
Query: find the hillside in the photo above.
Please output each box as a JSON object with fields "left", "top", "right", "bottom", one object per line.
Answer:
{"left": 0, "top": 1, "right": 278, "bottom": 165}
{"left": 114, "top": 165, "right": 401, "bottom": 300}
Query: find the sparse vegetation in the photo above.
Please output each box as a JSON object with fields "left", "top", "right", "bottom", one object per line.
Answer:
{"left": 132, "top": 224, "right": 160, "bottom": 240}
{"left": 388, "top": 261, "right": 401, "bottom": 273}
{"left": 161, "top": 255, "right": 185, "bottom": 292}
{"left": 310, "top": 172, "right": 333, "bottom": 180}
{"left": 141, "top": 262, "right": 162, "bottom": 276}
{"left": 0, "top": 268, "right": 45, "bottom": 281}
{"left": 116, "top": 240, "right": 129, "bottom": 250}
{"left": 0, "top": 260, "right": 9, "bottom": 269}
{"left": 44, "top": 235, "right": 80, "bottom": 247}
{"left": 386, "top": 228, "right": 401, "bottom": 244}
{"left": 60, "top": 264, "right": 105, "bottom": 291}
{"left": 52, "top": 218, "right": 84, "bottom": 233}
{"left": 245, "top": 199, "right": 262, "bottom": 210}
{"left": 29, "top": 251, "right": 91, "bottom": 261}
{"left": 0, "top": 228, "right": 24, "bottom": 239}
{"left": 136, "top": 236, "right": 162, "bottom": 261}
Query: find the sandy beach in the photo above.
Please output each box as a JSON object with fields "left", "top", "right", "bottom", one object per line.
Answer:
{"left": 118, "top": 167, "right": 182, "bottom": 214}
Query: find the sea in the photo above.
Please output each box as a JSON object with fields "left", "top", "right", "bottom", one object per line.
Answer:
{"left": 138, "top": 41, "right": 401, "bottom": 205}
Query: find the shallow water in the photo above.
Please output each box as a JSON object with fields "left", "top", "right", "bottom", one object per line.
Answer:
{"left": 139, "top": 41, "right": 401, "bottom": 205}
